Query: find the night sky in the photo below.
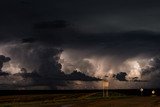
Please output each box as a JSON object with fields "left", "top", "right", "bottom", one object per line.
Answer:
{"left": 0, "top": 0, "right": 160, "bottom": 89}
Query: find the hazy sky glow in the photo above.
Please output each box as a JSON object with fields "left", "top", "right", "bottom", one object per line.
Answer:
{"left": 0, "top": 0, "right": 160, "bottom": 89}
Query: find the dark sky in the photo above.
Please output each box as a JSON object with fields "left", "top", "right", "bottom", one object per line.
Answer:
{"left": 1, "top": 0, "right": 160, "bottom": 38}
{"left": 0, "top": 0, "right": 160, "bottom": 89}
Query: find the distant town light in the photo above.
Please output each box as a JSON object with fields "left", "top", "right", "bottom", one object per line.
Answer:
{"left": 152, "top": 90, "right": 155, "bottom": 95}
{"left": 140, "top": 88, "right": 143, "bottom": 92}
{"left": 140, "top": 88, "right": 143, "bottom": 96}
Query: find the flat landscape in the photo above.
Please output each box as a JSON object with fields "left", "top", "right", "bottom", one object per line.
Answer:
{"left": 0, "top": 90, "right": 159, "bottom": 107}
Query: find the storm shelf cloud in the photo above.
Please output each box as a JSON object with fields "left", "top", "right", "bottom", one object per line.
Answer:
{"left": 0, "top": 0, "right": 160, "bottom": 89}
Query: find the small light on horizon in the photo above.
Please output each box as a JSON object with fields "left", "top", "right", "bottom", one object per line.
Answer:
{"left": 140, "top": 88, "right": 143, "bottom": 96}
{"left": 152, "top": 90, "right": 155, "bottom": 95}
{"left": 140, "top": 88, "right": 143, "bottom": 92}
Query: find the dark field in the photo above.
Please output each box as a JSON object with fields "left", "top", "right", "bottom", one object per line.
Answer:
{"left": 0, "top": 90, "right": 159, "bottom": 107}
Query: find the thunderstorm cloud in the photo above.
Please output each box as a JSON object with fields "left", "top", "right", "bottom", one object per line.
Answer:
{"left": 0, "top": 0, "right": 160, "bottom": 89}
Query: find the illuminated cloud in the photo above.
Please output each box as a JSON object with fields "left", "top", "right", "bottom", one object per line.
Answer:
{"left": 0, "top": 0, "right": 160, "bottom": 89}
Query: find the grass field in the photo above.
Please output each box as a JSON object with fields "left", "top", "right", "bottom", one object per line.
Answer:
{"left": 0, "top": 91, "right": 159, "bottom": 107}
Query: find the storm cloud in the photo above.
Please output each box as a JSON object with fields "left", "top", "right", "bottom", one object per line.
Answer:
{"left": 114, "top": 72, "right": 127, "bottom": 81}
{"left": 0, "top": 0, "right": 160, "bottom": 89}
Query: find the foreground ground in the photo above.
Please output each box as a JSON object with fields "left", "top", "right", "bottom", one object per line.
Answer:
{"left": 0, "top": 92, "right": 159, "bottom": 107}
